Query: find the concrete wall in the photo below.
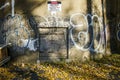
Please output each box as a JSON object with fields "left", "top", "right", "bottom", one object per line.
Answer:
{"left": 0, "top": 0, "right": 119, "bottom": 63}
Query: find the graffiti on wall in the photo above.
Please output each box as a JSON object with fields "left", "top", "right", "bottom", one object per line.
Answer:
{"left": 1, "top": 12, "right": 106, "bottom": 54}
{"left": 117, "top": 23, "right": 120, "bottom": 41}
{"left": 0, "top": 0, "right": 106, "bottom": 54}
{"left": 0, "top": 2, "right": 10, "bottom": 10}
{"left": 29, "top": 15, "right": 69, "bottom": 28}
{"left": 0, "top": 0, "right": 106, "bottom": 53}
{"left": 34, "top": 13, "right": 106, "bottom": 54}
{"left": 70, "top": 13, "right": 106, "bottom": 53}
{"left": 3, "top": 14, "right": 31, "bottom": 52}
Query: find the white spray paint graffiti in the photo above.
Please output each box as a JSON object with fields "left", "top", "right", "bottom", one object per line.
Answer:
{"left": 4, "top": 14, "right": 31, "bottom": 52}
{"left": 70, "top": 13, "right": 106, "bottom": 53}
{"left": 0, "top": 0, "right": 105, "bottom": 53}
{"left": 117, "top": 23, "right": 120, "bottom": 41}
{"left": 29, "top": 13, "right": 106, "bottom": 53}
{"left": 0, "top": 0, "right": 106, "bottom": 54}
{"left": 36, "top": 15, "right": 69, "bottom": 27}
{"left": 70, "top": 13, "right": 90, "bottom": 51}
{"left": 3, "top": 12, "right": 106, "bottom": 53}
{"left": 21, "top": 39, "right": 38, "bottom": 51}
{"left": 0, "top": 2, "right": 10, "bottom": 10}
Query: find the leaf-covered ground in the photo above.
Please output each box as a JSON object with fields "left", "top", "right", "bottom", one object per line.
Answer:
{"left": 0, "top": 54, "right": 120, "bottom": 80}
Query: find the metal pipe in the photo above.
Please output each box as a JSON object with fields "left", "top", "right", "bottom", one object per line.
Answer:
{"left": 11, "top": 0, "right": 15, "bottom": 17}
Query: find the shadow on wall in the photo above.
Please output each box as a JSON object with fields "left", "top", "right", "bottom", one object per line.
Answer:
{"left": 105, "top": 0, "right": 120, "bottom": 54}
{"left": 15, "top": 0, "right": 47, "bottom": 40}
{"left": 87, "top": 0, "right": 94, "bottom": 55}
{"left": 0, "top": 0, "right": 7, "bottom": 18}
{"left": 0, "top": 0, "right": 47, "bottom": 17}
{"left": 0, "top": 0, "right": 47, "bottom": 59}
{"left": 15, "top": 0, "right": 47, "bottom": 15}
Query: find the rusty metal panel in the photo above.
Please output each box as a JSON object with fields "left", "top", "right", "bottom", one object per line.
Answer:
{"left": 0, "top": 44, "right": 10, "bottom": 66}
{"left": 0, "top": 45, "right": 7, "bottom": 60}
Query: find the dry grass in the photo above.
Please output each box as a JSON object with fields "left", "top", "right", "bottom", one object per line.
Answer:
{"left": 0, "top": 54, "right": 120, "bottom": 80}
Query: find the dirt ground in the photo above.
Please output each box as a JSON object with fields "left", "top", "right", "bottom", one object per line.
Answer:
{"left": 0, "top": 54, "right": 120, "bottom": 80}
